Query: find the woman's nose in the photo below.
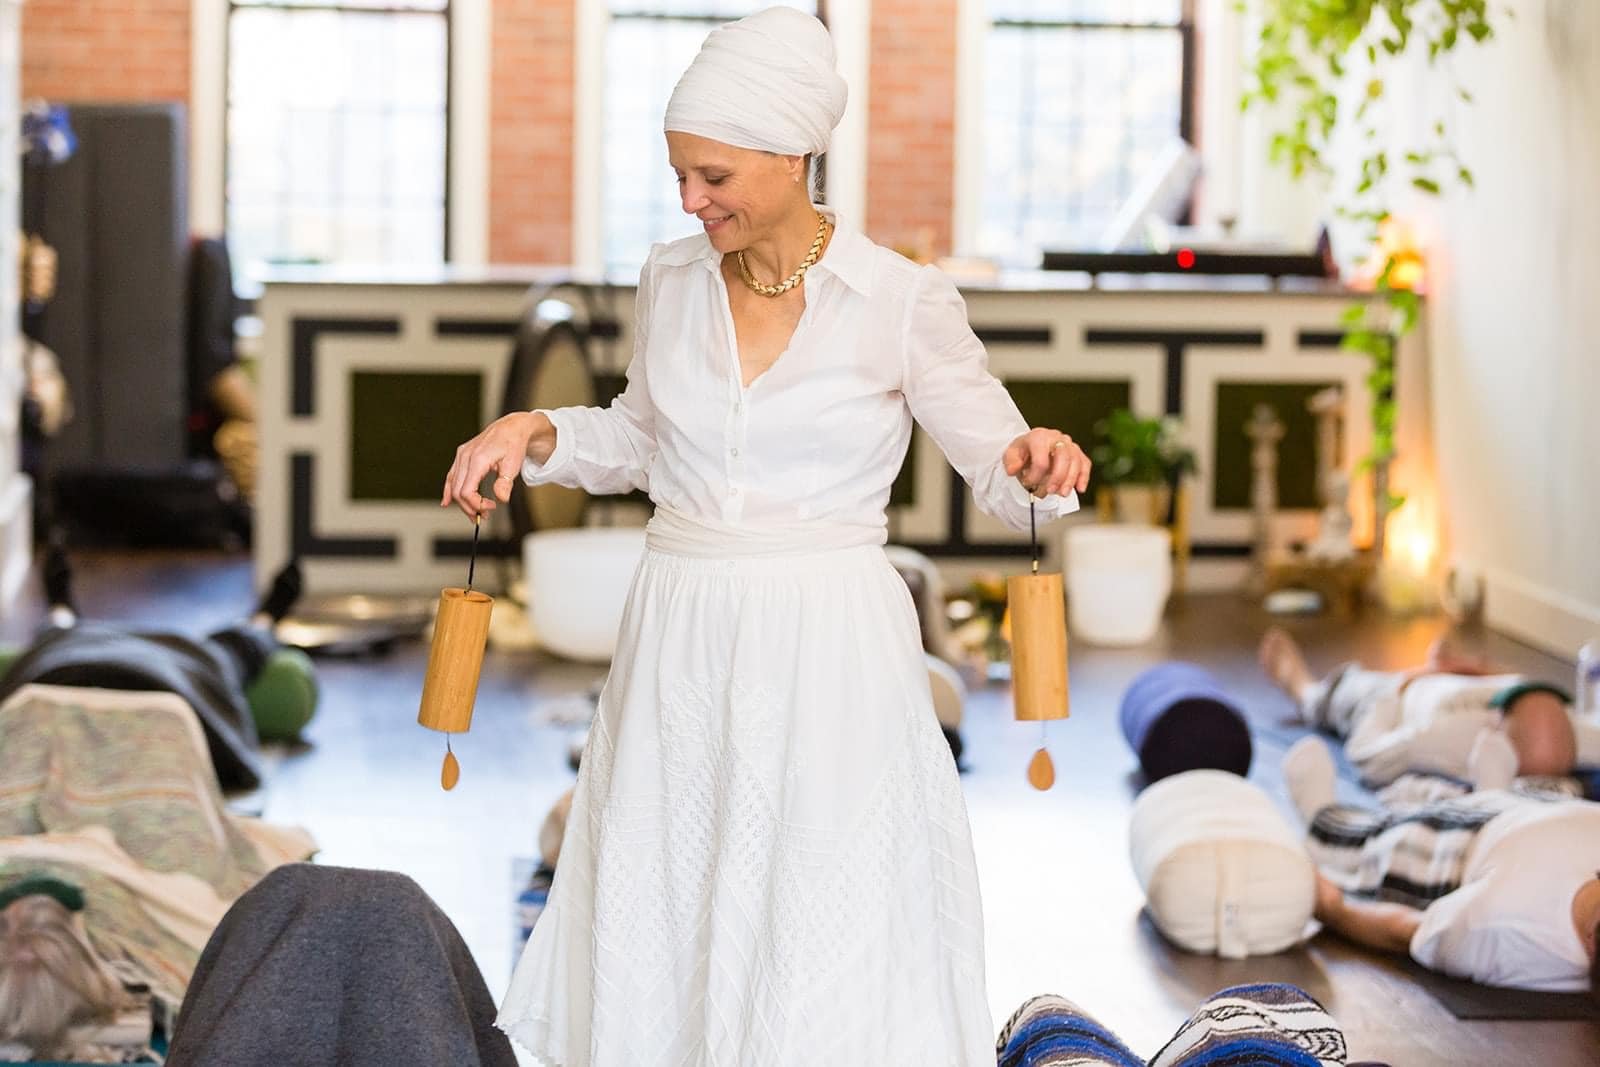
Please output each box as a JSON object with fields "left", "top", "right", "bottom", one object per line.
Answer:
{"left": 680, "top": 180, "right": 709, "bottom": 215}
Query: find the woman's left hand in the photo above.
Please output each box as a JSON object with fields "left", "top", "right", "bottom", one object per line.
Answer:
{"left": 1004, "top": 428, "right": 1091, "bottom": 498}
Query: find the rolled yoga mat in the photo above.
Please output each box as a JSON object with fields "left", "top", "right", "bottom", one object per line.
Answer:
{"left": 1120, "top": 661, "right": 1252, "bottom": 782}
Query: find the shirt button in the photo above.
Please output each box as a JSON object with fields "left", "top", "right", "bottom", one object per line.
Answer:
{"left": 730, "top": 447, "right": 740, "bottom": 458}
{"left": 729, "top": 486, "right": 741, "bottom": 496}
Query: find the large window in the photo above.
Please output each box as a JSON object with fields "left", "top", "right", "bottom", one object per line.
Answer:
{"left": 226, "top": 0, "right": 450, "bottom": 272}
{"left": 980, "top": 0, "right": 1192, "bottom": 267}
{"left": 601, "top": 1, "right": 817, "bottom": 272}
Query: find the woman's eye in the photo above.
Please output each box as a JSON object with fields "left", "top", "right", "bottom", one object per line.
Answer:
{"left": 706, "top": 175, "right": 727, "bottom": 186}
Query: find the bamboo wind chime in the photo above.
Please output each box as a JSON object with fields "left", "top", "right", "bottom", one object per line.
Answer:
{"left": 1007, "top": 500, "right": 1070, "bottom": 790}
{"left": 417, "top": 516, "right": 494, "bottom": 790}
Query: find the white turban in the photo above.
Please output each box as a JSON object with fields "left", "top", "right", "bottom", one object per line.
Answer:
{"left": 663, "top": 6, "right": 848, "bottom": 157}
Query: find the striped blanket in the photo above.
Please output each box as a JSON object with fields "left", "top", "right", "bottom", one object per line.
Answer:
{"left": 1307, "top": 773, "right": 1577, "bottom": 908}
{"left": 997, "top": 983, "right": 1348, "bottom": 1067}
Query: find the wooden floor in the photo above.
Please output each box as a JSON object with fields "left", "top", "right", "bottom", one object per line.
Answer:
{"left": 5, "top": 549, "right": 1596, "bottom": 1066}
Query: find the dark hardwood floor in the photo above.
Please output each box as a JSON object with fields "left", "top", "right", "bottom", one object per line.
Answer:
{"left": 3, "top": 549, "right": 1594, "bottom": 1066}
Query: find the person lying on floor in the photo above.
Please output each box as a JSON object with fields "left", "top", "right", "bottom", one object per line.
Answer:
{"left": 996, "top": 982, "right": 1354, "bottom": 1067}
{"left": 0, "top": 881, "right": 142, "bottom": 1063}
{"left": 1260, "top": 626, "right": 1599, "bottom": 789}
{"left": 1285, "top": 736, "right": 1600, "bottom": 994}
{"left": 0, "top": 546, "right": 317, "bottom": 792}
{"left": 164, "top": 864, "right": 517, "bottom": 1067}
{"left": 0, "top": 684, "right": 316, "bottom": 1060}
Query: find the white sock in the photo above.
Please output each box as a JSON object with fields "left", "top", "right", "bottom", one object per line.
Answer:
{"left": 1469, "top": 729, "right": 1518, "bottom": 792}
{"left": 1283, "top": 735, "right": 1338, "bottom": 823}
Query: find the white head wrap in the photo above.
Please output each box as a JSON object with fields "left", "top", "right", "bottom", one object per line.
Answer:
{"left": 663, "top": 7, "right": 847, "bottom": 157}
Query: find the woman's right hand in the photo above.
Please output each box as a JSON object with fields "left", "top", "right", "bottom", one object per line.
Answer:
{"left": 440, "top": 411, "right": 552, "bottom": 518}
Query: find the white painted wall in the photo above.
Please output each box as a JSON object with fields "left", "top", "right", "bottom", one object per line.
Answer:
{"left": 1387, "top": 0, "right": 1600, "bottom": 656}
{"left": 1211, "top": 0, "right": 1599, "bottom": 657}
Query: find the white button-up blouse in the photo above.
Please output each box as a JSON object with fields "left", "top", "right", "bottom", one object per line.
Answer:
{"left": 523, "top": 210, "right": 1078, "bottom": 538}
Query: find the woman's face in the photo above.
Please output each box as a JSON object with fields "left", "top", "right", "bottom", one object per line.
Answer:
{"left": 667, "top": 131, "right": 803, "bottom": 253}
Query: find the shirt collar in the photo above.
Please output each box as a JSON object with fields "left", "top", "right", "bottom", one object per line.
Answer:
{"left": 653, "top": 205, "right": 874, "bottom": 297}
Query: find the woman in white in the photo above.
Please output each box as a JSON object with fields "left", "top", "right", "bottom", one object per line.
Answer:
{"left": 442, "top": 9, "right": 1089, "bottom": 1065}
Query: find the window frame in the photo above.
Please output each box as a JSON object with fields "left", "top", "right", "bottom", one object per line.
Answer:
{"left": 955, "top": 0, "right": 1198, "bottom": 260}
{"left": 215, "top": 0, "right": 457, "bottom": 269}
{"left": 575, "top": 0, "right": 869, "bottom": 275}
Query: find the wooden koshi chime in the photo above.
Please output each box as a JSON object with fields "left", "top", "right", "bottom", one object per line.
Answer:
{"left": 1007, "top": 502, "right": 1070, "bottom": 790}
{"left": 417, "top": 519, "right": 493, "bottom": 790}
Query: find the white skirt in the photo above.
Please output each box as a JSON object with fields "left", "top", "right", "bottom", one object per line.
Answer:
{"left": 498, "top": 511, "right": 995, "bottom": 1066}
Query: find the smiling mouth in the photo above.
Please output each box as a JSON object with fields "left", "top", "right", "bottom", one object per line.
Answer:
{"left": 703, "top": 215, "right": 732, "bottom": 227}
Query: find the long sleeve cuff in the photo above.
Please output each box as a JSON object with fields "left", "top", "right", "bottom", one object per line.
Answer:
{"left": 983, "top": 463, "right": 1080, "bottom": 532}
{"left": 1002, "top": 476, "right": 1080, "bottom": 519}
{"left": 520, "top": 409, "right": 576, "bottom": 486}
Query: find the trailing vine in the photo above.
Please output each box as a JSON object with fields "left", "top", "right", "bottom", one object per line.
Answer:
{"left": 1242, "top": 0, "right": 1502, "bottom": 520}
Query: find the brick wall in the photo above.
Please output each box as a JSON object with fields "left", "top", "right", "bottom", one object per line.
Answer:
{"left": 22, "top": 0, "right": 190, "bottom": 104}
{"left": 865, "top": 0, "right": 958, "bottom": 258}
{"left": 489, "top": 0, "right": 575, "bottom": 264}
{"left": 17, "top": 2, "right": 963, "bottom": 265}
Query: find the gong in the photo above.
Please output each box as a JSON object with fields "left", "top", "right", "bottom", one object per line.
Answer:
{"left": 501, "top": 297, "right": 596, "bottom": 537}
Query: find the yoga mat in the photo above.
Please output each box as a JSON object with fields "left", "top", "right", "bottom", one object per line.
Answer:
{"left": 1402, "top": 959, "right": 1600, "bottom": 1021}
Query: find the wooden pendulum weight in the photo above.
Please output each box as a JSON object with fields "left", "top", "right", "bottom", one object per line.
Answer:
{"left": 1007, "top": 501, "right": 1070, "bottom": 790}
{"left": 417, "top": 516, "right": 494, "bottom": 790}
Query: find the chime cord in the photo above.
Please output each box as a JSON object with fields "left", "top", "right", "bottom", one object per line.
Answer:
{"left": 448, "top": 514, "right": 484, "bottom": 762}
{"left": 1028, "top": 500, "right": 1046, "bottom": 745}
{"left": 1029, "top": 499, "right": 1039, "bottom": 575}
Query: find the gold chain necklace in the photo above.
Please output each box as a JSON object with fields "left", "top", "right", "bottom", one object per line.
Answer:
{"left": 736, "top": 213, "right": 827, "bottom": 298}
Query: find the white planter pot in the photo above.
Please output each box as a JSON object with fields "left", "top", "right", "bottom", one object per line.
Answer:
{"left": 1064, "top": 524, "right": 1173, "bottom": 646}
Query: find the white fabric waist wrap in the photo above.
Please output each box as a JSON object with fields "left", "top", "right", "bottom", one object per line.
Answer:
{"left": 644, "top": 505, "right": 884, "bottom": 560}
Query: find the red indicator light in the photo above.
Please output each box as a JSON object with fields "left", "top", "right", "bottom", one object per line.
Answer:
{"left": 1176, "top": 248, "right": 1196, "bottom": 269}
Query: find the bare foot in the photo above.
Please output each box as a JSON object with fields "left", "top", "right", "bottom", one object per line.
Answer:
{"left": 1259, "top": 627, "right": 1316, "bottom": 704}
{"left": 1426, "top": 634, "right": 1491, "bottom": 676}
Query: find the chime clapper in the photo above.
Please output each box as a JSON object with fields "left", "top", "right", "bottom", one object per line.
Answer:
{"left": 417, "top": 515, "right": 494, "bottom": 790}
{"left": 1008, "top": 499, "right": 1070, "bottom": 791}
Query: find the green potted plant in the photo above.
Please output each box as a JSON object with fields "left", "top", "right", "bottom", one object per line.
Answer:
{"left": 1091, "top": 410, "right": 1197, "bottom": 525}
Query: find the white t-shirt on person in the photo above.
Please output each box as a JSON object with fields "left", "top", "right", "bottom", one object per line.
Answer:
{"left": 1410, "top": 800, "right": 1600, "bottom": 991}
{"left": 1346, "top": 673, "right": 1600, "bottom": 786}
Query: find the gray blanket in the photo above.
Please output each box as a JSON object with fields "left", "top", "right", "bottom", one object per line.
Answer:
{"left": 165, "top": 864, "right": 517, "bottom": 1067}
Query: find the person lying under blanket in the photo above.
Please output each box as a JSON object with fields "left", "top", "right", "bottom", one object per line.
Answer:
{"left": 1260, "top": 627, "right": 1599, "bottom": 790}
{"left": 0, "top": 546, "right": 318, "bottom": 792}
{"left": 163, "top": 864, "right": 517, "bottom": 1067}
{"left": 1286, "top": 736, "right": 1600, "bottom": 995}
{"left": 0, "top": 881, "right": 146, "bottom": 1063}
{"left": 0, "top": 684, "right": 315, "bottom": 1061}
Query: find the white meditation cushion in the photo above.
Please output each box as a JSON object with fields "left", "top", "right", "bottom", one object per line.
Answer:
{"left": 1129, "top": 769, "right": 1315, "bottom": 959}
{"left": 523, "top": 528, "right": 648, "bottom": 662}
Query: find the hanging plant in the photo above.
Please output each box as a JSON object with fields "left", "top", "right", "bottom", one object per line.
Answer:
{"left": 1242, "top": 0, "right": 1502, "bottom": 519}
